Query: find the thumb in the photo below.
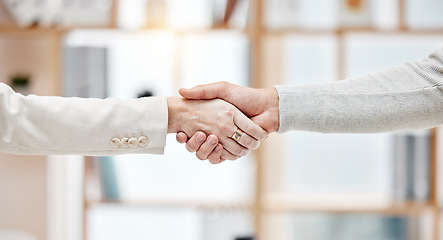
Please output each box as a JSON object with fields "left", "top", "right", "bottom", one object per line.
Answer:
{"left": 179, "top": 82, "right": 230, "bottom": 100}
{"left": 250, "top": 115, "right": 273, "bottom": 135}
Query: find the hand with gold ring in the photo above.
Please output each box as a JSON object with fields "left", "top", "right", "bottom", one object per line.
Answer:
{"left": 176, "top": 131, "right": 225, "bottom": 164}
{"left": 177, "top": 127, "right": 256, "bottom": 163}
{"left": 168, "top": 97, "right": 268, "bottom": 163}
{"left": 177, "top": 129, "right": 260, "bottom": 164}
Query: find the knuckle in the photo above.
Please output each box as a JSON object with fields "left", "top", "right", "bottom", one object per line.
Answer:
{"left": 219, "top": 123, "right": 231, "bottom": 132}
{"left": 224, "top": 109, "right": 234, "bottom": 118}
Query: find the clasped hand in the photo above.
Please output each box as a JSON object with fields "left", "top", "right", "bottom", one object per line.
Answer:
{"left": 169, "top": 82, "right": 279, "bottom": 164}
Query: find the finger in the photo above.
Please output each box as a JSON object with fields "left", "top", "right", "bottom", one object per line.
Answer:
{"left": 185, "top": 131, "right": 206, "bottom": 153}
{"left": 207, "top": 143, "right": 223, "bottom": 164}
{"left": 179, "top": 82, "right": 232, "bottom": 100}
{"left": 219, "top": 136, "right": 250, "bottom": 157}
{"left": 221, "top": 148, "right": 240, "bottom": 160}
{"left": 235, "top": 132, "right": 260, "bottom": 150}
{"left": 196, "top": 134, "right": 219, "bottom": 160}
{"left": 234, "top": 110, "right": 268, "bottom": 141}
{"left": 217, "top": 123, "right": 250, "bottom": 157}
{"left": 176, "top": 132, "right": 189, "bottom": 144}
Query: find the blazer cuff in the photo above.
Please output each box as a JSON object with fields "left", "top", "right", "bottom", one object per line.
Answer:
{"left": 139, "top": 96, "right": 168, "bottom": 150}
{"left": 96, "top": 96, "right": 168, "bottom": 155}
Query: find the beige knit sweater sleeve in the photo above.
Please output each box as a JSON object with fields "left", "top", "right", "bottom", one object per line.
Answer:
{"left": 275, "top": 47, "right": 443, "bottom": 133}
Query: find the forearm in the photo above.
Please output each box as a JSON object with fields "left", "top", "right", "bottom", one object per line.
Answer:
{"left": 0, "top": 83, "right": 168, "bottom": 155}
{"left": 276, "top": 47, "right": 443, "bottom": 133}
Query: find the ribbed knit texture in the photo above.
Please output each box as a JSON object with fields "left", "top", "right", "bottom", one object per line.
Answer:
{"left": 276, "top": 47, "right": 443, "bottom": 133}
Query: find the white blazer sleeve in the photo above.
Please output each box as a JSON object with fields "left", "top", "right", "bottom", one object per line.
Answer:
{"left": 0, "top": 83, "right": 168, "bottom": 155}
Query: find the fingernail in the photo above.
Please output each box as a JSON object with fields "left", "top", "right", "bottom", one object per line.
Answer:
{"left": 196, "top": 134, "right": 204, "bottom": 143}
{"left": 208, "top": 138, "right": 216, "bottom": 146}
{"left": 215, "top": 145, "right": 221, "bottom": 152}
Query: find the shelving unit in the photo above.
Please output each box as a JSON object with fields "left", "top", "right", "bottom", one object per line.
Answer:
{"left": 252, "top": 1, "right": 443, "bottom": 240}
{"left": 47, "top": 1, "right": 443, "bottom": 239}
{"left": 1, "top": 0, "right": 443, "bottom": 239}
{"left": 0, "top": 21, "right": 64, "bottom": 240}
{"left": 0, "top": 0, "right": 119, "bottom": 96}
{"left": 0, "top": 3, "right": 118, "bottom": 240}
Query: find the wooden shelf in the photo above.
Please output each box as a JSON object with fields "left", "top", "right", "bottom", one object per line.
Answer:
{"left": 86, "top": 198, "right": 252, "bottom": 209}
{"left": 4, "top": 24, "right": 442, "bottom": 37}
{"left": 264, "top": 28, "right": 443, "bottom": 36}
{"left": 0, "top": 26, "right": 61, "bottom": 35}
{"left": 135, "top": 27, "right": 247, "bottom": 35}
{"left": 0, "top": 26, "right": 250, "bottom": 38}
{"left": 262, "top": 197, "right": 434, "bottom": 215}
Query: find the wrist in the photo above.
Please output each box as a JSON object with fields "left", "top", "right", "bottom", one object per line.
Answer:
{"left": 167, "top": 96, "right": 184, "bottom": 133}
{"left": 264, "top": 87, "right": 280, "bottom": 133}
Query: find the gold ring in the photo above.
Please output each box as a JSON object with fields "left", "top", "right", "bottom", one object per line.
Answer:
{"left": 231, "top": 128, "right": 243, "bottom": 142}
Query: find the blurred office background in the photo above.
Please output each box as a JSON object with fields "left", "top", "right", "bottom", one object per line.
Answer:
{"left": 1, "top": 0, "right": 443, "bottom": 240}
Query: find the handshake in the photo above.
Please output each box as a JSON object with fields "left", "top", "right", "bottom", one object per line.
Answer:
{"left": 167, "top": 81, "right": 280, "bottom": 164}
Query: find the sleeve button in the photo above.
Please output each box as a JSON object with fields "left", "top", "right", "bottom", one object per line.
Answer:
{"left": 110, "top": 138, "right": 121, "bottom": 148}
{"left": 138, "top": 136, "right": 149, "bottom": 147}
{"left": 128, "top": 138, "right": 138, "bottom": 148}
{"left": 121, "top": 138, "right": 129, "bottom": 148}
